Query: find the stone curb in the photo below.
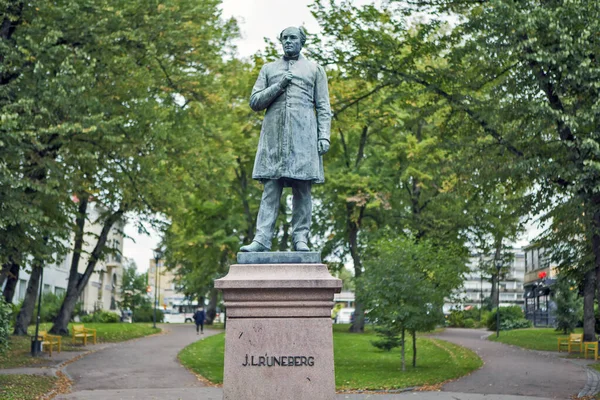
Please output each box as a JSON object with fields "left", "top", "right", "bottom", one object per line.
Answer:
{"left": 578, "top": 366, "right": 600, "bottom": 398}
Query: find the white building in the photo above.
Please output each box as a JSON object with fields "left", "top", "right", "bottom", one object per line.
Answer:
{"left": 11, "top": 202, "right": 125, "bottom": 314}
{"left": 444, "top": 248, "right": 526, "bottom": 314}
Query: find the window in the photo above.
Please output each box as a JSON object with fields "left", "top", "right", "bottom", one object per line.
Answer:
{"left": 55, "top": 287, "right": 66, "bottom": 297}
{"left": 43, "top": 284, "right": 51, "bottom": 294}
{"left": 18, "top": 279, "right": 27, "bottom": 301}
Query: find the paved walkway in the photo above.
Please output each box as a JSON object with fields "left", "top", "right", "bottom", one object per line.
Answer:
{"left": 434, "top": 328, "right": 595, "bottom": 399}
{"left": 55, "top": 324, "right": 218, "bottom": 399}
{"left": 2, "top": 326, "right": 596, "bottom": 399}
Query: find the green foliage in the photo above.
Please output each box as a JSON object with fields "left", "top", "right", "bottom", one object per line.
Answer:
{"left": 360, "top": 236, "right": 467, "bottom": 365}
{"left": 447, "top": 308, "right": 487, "bottom": 328}
{"left": 370, "top": 325, "right": 402, "bottom": 352}
{"left": 554, "top": 274, "right": 583, "bottom": 334}
{"left": 486, "top": 306, "right": 527, "bottom": 331}
{"left": 0, "top": 296, "right": 11, "bottom": 353}
{"left": 132, "top": 305, "right": 164, "bottom": 323}
{"left": 463, "top": 318, "right": 476, "bottom": 329}
{"left": 37, "top": 292, "right": 66, "bottom": 323}
{"left": 80, "top": 310, "right": 120, "bottom": 324}
{"left": 119, "top": 261, "right": 150, "bottom": 320}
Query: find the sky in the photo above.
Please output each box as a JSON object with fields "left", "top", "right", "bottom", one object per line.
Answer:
{"left": 123, "top": 0, "right": 320, "bottom": 272}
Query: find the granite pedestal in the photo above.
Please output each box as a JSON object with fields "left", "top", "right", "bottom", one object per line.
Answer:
{"left": 215, "top": 252, "right": 342, "bottom": 400}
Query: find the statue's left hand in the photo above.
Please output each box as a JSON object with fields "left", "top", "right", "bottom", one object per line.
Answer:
{"left": 318, "top": 139, "right": 330, "bottom": 155}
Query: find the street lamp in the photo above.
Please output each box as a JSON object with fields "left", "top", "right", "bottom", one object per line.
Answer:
{"left": 495, "top": 259, "right": 502, "bottom": 338}
{"left": 152, "top": 248, "right": 163, "bottom": 329}
{"left": 31, "top": 267, "right": 44, "bottom": 357}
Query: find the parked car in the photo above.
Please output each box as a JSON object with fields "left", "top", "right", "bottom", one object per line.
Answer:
{"left": 335, "top": 307, "right": 355, "bottom": 324}
{"left": 163, "top": 311, "right": 193, "bottom": 324}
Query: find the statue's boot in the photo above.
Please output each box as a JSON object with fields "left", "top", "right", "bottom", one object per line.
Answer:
{"left": 294, "top": 241, "right": 310, "bottom": 252}
{"left": 240, "top": 241, "right": 269, "bottom": 252}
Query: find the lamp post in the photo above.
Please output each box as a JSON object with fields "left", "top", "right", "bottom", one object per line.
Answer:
{"left": 479, "top": 255, "right": 483, "bottom": 322}
{"left": 31, "top": 267, "right": 44, "bottom": 357}
{"left": 495, "top": 259, "right": 502, "bottom": 338}
{"left": 152, "top": 248, "right": 162, "bottom": 329}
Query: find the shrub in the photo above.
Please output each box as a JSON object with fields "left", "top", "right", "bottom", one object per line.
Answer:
{"left": 447, "top": 311, "right": 464, "bottom": 327}
{"left": 38, "top": 292, "right": 66, "bottom": 323}
{"left": 0, "top": 296, "right": 11, "bottom": 354}
{"left": 447, "top": 308, "right": 485, "bottom": 328}
{"left": 487, "top": 306, "right": 526, "bottom": 331}
{"left": 81, "top": 310, "right": 120, "bottom": 323}
{"left": 463, "top": 318, "right": 476, "bottom": 328}
{"left": 500, "top": 319, "right": 532, "bottom": 330}
{"left": 132, "top": 306, "right": 164, "bottom": 323}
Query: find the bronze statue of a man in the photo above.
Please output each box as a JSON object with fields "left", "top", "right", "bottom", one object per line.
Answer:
{"left": 240, "top": 26, "right": 332, "bottom": 253}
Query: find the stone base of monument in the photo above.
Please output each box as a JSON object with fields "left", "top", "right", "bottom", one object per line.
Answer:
{"left": 214, "top": 252, "right": 342, "bottom": 400}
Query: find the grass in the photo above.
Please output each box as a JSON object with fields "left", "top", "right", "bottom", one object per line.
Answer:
{"left": 488, "top": 327, "right": 583, "bottom": 352}
{"left": 179, "top": 324, "right": 481, "bottom": 390}
{"left": 0, "top": 375, "right": 57, "bottom": 400}
{"left": 0, "top": 323, "right": 160, "bottom": 369}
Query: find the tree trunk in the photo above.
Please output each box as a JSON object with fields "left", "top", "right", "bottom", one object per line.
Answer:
{"left": 593, "top": 209, "right": 600, "bottom": 314}
{"left": 50, "top": 195, "right": 88, "bottom": 335}
{"left": 0, "top": 263, "right": 10, "bottom": 289}
{"left": 205, "top": 288, "right": 218, "bottom": 325}
{"left": 13, "top": 263, "right": 43, "bottom": 335}
{"left": 2, "top": 260, "right": 20, "bottom": 303}
{"left": 348, "top": 203, "right": 365, "bottom": 333}
{"left": 583, "top": 268, "right": 596, "bottom": 342}
{"left": 411, "top": 329, "right": 417, "bottom": 368}
{"left": 401, "top": 328, "right": 406, "bottom": 372}
{"left": 51, "top": 205, "right": 125, "bottom": 335}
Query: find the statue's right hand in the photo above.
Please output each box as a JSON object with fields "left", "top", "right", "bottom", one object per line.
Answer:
{"left": 279, "top": 71, "right": 293, "bottom": 88}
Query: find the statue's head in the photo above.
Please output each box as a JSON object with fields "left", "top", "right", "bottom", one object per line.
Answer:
{"left": 279, "top": 26, "right": 306, "bottom": 58}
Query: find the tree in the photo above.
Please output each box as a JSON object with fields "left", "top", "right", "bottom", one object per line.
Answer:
{"left": 119, "top": 261, "right": 148, "bottom": 322}
{"left": 0, "top": 0, "right": 240, "bottom": 335}
{"left": 554, "top": 273, "right": 583, "bottom": 334}
{"left": 311, "top": 0, "right": 600, "bottom": 341}
{"left": 360, "top": 237, "right": 466, "bottom": 370}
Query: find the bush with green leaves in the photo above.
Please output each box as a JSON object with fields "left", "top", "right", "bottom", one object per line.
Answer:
{"left": 463, "top": 318, "right": 476, "bottom": 328}
{"left": 0, "top": 296, "right": 12, "bottom": 353}
{"left": 486, "top": 306, "right": 527, "bottom": 331}
{"left": 80, "top": 310, "right": 120, "bottom": 323}
{"left": 12, "top": 292, "right": 83, "bottom": 324}
{"left": 132, "top": 305, "right": 164, "bottom": 323}
{"left": 500, "top": 319, "right": 532, "bottom": 330}
{"left": 447, "top": 307, "right": 487, "bottom": 328}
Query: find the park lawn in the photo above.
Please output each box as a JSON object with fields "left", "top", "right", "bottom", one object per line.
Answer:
{"left": 0, "top": 374, "right": 57, "bottom": 400}
{"left": 0, "top": 323, "right": 160, "bottom": 369}
{"left": 488, "top": 327, "right": 583, "bottom": 352}
{"left": 179, "top": 327, "right": 481, "bottom": 390}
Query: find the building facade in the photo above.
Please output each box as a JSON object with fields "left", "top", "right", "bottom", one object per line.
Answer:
{"left": 445, "top": 248, "right": 526, "bottom": 314}
{"left": 522, "top": 244, "right": 557, "bottom": 327}
{"left": 10, "top": 203, "right": 125, "bottom": 314}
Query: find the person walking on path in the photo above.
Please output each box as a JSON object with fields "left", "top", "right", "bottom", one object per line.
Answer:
{"left": 193, "top": 306, "right": 206, "bottom": 335}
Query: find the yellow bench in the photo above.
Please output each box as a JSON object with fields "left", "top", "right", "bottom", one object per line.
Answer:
{"left": 585, "top": 341, "right": 598, "bottom": 360}
{"left": 558, "top": 333, "right": 583, "bottom": 353}
{"left": 36, "top": 331, "right": 61, "bottom": 356}
{"left": 72, "top": 324, "right": 97, "bottom": 346}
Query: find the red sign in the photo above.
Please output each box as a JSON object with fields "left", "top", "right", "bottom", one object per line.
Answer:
{"left": 538, "top": 271, "right": 547, "bottom": 279}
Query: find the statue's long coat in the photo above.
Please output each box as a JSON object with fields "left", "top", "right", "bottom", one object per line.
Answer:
{"left": 249, "top": 54, "right": 332, "bottom": 184}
